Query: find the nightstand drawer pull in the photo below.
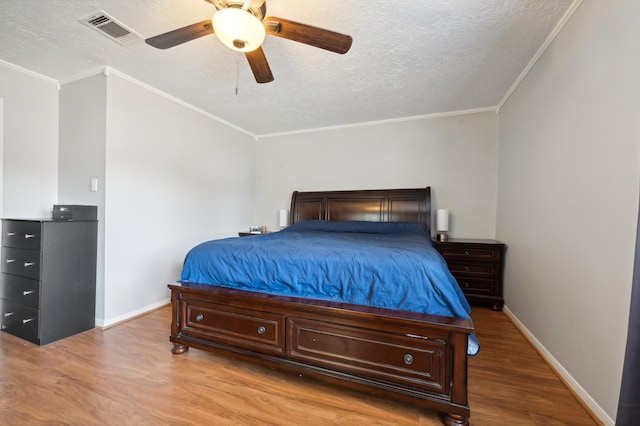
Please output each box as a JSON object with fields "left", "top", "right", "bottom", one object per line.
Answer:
{"left": 22, "top": 318, "right": 35, "bottom": 324}
{"left": 23, "top": 290, "right": 35, "bottom": 296}
{"left": 6, "top": 232, "right": 16, "bottom": 236}
{"left": 4, "top": 312, "right": 15, "bottom": 317}
{"left": 5, "top": 259, "right": 15, "bottom": 263}
{"left": 24, "top": 262, "right": 35, "bottom": 267}
{"left": 257, "top": 325, "right": 266, "bottom": 334}
{"left": 195, "top": 313, "right": 204, "bottom": 321}
{"left": 24, "top": 234, "right": 36, "bottom": 239}
{"left": 403, "top": 354, "right": 414, "bottom": 365}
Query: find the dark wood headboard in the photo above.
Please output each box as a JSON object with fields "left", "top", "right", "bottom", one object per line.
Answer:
{"left": 289, "top": 187, "right": 432, "bottom": 230}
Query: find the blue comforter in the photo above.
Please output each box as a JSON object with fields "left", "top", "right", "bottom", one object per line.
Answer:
{"left": 180, "top": 220, "right": 479, "bottom": 355}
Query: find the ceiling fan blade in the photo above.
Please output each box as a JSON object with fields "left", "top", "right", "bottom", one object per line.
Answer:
{"left": 245, "top": 47, "right": 274, "bottom": 83}
{"left": 145, "top": 20, "right": 213, "bottom": 49}
{"left": 264, "top": 16, "right": 352, "bottom": 54}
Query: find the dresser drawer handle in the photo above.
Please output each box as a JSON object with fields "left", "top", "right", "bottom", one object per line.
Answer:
{"left": 195, "top": 313, "right": 204, "bottom": 321}
{"left": 6, "top": 232, "right": 16, "bottom": 236}
{"left": 4, "top": 312, "right": 15, "bottom": 317}
{"left": 403, "top": 354, "right": 414, "bottom": 365}
{"left": 5, "top": 259, "right": 15, "bottom": 263}
{"left": 257, "top": 325, "right": 266, "bottom": 335}
{"left": 24, "top": 234, "right": 36, "bottom": 239}
{"left": 23, "top": 290, "right": 35, "bottom": 296}
{"left": 24, "top": 262, "right": 35, "bottom": 267}
{"left": 22, "top": 318, "right": 35, "bottom": 324}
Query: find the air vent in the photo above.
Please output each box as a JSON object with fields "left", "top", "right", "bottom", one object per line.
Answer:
{"left": 79, "top": 11, "right": 142, "bottom": 46}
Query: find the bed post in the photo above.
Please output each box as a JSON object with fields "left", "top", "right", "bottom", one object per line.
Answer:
{"left": 170, "top": 285, "right": 189, "bottom": 354}
{"left": 443, "top": 330, "right": 470, "bottom": 425}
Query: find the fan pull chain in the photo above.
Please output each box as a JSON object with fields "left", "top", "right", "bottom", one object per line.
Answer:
{"left": 235, "top": 54, "right": 240, "bottom": 95}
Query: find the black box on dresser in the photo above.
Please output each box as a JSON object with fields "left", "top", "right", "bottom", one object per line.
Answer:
{"left": 0, "top": 217, "right": 98, "bottom": 345}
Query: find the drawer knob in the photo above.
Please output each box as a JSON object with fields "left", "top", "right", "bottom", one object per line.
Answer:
{"left": 7, "top": 232, "right": 16, "bottom": 236}
{"left": 24, "top": 234, "right": 36, "bottom": 239}
{"left": 4, "top": 312, "right": 15, "bottom": 317}
{"left": 403, "top": 354, "right": 414, "bottom": 365}
{"left": 464, "top": 250, "right": 470, "bottom": 256}
{"left": 24, "top": 262, "right": 35, "bottom": 267}
{"left": 195, "top": 313, "right": 204, "bottom": 321}
{"left": 23, "top": 290, "right": 35, "bottom": 296}
{"left": 5, "top": 259, "right": 15, "bottom": 263}
{"left": 22, "top": 318, "right": 35, "bottom": 324}
{"left": 257, "top": 325, "right": 266, "bottom": 335}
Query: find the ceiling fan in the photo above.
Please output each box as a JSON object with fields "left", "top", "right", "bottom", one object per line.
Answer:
{"left": 145, "top": 0, "right": 353, "bottom": 84}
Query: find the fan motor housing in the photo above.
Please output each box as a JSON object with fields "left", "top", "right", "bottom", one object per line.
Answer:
{"left": 205, "top": 0, "right": 266, "bottom": 21}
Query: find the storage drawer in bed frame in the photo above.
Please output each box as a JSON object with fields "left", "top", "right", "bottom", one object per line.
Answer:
{"left": 287, "top": 317, "right": 448, "bottom": 393}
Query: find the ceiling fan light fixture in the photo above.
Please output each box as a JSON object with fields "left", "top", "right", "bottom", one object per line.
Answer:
{"left": 212, "top": 8, "right": 265, "bottom": 52}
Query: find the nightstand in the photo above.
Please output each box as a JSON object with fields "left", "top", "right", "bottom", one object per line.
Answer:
{"left": 432, "top": 238, "right": 505, "bottom": 311}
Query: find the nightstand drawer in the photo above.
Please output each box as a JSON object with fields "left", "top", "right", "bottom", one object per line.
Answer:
{"left": 454, "top": 277, "right": 496, "bottom": 296}
{"left": 2, "top": 221, "right": 41, "bottom": 251}
{"left": 0, "top": 274, "right": 40, "bottom": 308}
{"left": 437, "top": 246, "right": 499, "bottom": 261}
{"left": 447, "top": 262, "right": 494, "bottom": 277}
{"left": 1, "top": 248, "right": 41, "bottom": 280}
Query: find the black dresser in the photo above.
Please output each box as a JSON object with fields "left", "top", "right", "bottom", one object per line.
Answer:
{"left": 0, "top": 218, "right": 98, "bottom": 345}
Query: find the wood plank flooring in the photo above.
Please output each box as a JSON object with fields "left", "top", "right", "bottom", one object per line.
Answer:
{"left": 0, "top": 306, "right": 600, "bottom": 425}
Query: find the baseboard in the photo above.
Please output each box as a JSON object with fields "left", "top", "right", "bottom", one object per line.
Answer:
{"left": 502, "top": 306, "right": 613, "bottom": 426}
{"left": 95, "top": 298, "right": 171, "bottom": 329}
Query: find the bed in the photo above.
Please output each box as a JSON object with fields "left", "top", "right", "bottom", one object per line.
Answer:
{"left": 169, "top": 187, "right": 474, "bottom": 425}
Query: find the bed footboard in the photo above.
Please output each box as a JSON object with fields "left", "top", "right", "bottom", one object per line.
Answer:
{"left": 169, "top": 282, "right": 472, "bottom": 425}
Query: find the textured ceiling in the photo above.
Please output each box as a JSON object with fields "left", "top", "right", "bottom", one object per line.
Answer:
{"left": 0, "top": 0, "right": 577, "bottom": 137}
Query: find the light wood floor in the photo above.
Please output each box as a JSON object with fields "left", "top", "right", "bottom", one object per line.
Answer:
{"left": 0, "top": 306, "right": 600, "bottom": 425}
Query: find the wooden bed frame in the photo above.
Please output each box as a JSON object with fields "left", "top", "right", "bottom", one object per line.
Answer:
{"left": 168, "top": 187, "right": 473, "bottom": 425}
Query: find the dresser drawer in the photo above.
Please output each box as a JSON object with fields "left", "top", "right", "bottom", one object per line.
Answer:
{"left": 0, "top": 274, "right": 40, "bottom": 308}
{"left": 182, "top": 300, "right": 285, "bottom": 356}
{"left": 1, "top": 248, "right": 41, "bottom": 280}
{"left": 287, "top": 317, "right": 447, "bottom": 393}
{"left": 453, "top": 277, "right": 496, "bottom": 296}
{"left": 2, "top": 221, "right": 41, "bottom": 251}
{"left": 0, "top": 299, "right": 39, "bottom": 341}
{"left": 446, "top": 261, "right": 495, "bottom": 277}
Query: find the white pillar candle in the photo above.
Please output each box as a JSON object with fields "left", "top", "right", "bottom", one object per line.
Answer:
{"left": 436, "top": 209, "right": 449, "bottom": 232}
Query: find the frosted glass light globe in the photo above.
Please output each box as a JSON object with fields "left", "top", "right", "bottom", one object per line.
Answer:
{"left": 212, "top": 8, "right": 266, "bottom": 52}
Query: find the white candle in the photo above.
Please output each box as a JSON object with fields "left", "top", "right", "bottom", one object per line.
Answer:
{"left": 436, "top": 209, "right": 449, "bottom": 232}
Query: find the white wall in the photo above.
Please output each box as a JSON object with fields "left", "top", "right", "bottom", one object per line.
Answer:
{"left": 0, "top": 62, "right": 59, "bottom": 218}
{"left": 255, "top": 111, "right": 499, "bottom": 237}
{"left": 58, "top": 73, "right": 107, "bottom": 319}
{"left": 496, "top": 0, "right": 640, "bottom": 421}
{"left": 103, "top": 73, "right": 256, "bottom": 324}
